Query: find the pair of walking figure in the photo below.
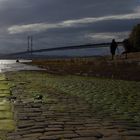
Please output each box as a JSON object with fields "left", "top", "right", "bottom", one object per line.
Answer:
{"left": 110, "top": 39, "right": 129, "bottom": 60}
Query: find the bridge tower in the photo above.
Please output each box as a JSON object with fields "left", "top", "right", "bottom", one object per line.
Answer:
{"left": 31, "top": 36, "right": 33, "bottom": 53}
{"left": 27, "top": 36, "right": 33, "bottom": 53}
{"left": 27, "top": 36, "right": 30, "bottom": 52}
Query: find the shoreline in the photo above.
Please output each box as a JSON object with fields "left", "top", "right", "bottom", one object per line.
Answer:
{"left": 29, "top": 52, "right": 140, "bottom": 81}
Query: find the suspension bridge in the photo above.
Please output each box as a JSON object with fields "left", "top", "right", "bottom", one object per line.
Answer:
{"left": 8, "top": 37, "right": 123, "bottom": 56}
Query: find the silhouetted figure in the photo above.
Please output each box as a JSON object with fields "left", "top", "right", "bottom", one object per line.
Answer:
{"left": 110, "top": 39, "right": 118, "bottom": 60}
{"left": 16, "top": 59, "right": 19, "bottom": 63}
{"left": 123, "top": 39, "right": 132, "bottom": 59}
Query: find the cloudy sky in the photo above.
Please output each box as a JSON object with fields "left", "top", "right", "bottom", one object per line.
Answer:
{"left": 0, "top": 0, "right": 140, "bottom": 53}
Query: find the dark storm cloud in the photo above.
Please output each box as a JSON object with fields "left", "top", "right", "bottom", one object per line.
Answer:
{"left": 0, "top": 0, "right": 138, "bottom": 25}
{"left": 0, "top": 0, "right": 139, "bottom": 53}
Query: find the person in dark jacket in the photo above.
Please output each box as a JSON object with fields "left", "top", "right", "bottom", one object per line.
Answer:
{"left": 110, "top": 39, "right": 118, "bottom": 60}
{"left": 122, "top": 39, "right": 132, "bottom": 59}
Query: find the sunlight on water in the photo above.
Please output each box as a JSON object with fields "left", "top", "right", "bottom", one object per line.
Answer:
{"left": 0, "top": 60, "right": 32, "bottom": 64}
{"left": 0, "top": 59, "right": 44, "bottom": 73}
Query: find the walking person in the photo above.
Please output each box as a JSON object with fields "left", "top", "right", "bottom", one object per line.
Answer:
{"left": 110, "top": 39, "right": 118, "bottom": 60}
{"left": 122, "top": 39, "right": 132, "bottom": 59}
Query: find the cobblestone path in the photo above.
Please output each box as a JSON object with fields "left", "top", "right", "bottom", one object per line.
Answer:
{"left": 6, "top": 73, "right": 140, "bottom": 140}
{"left": 7, "top": 93, "right": 140, "bottom": 140}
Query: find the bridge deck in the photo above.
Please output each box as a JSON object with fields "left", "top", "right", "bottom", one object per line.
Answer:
{"left": 9, "top": 42, "right": 123, "bottom": 55}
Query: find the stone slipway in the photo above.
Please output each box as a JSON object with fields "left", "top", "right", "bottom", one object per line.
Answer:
{"left": 4, "top": 72, "right": 140, "bottom": 140}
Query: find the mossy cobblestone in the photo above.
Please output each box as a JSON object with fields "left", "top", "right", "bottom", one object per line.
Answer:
{"left": 0, "top": 74, "right": 15, "bottom": 140}
{"left": 3, "top": 71, "right": 140, "bottom": 140}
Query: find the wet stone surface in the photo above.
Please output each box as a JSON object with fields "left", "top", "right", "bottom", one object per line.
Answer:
{"left": 0, "top": 73, "right": 140, "bottom": 140}
{"left": 4, "top": 71, "right": 140, "bottom": 140}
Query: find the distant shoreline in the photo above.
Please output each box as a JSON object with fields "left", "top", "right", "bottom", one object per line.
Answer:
{"left": 29, "top": 52, "right": 140, "bottom": 81}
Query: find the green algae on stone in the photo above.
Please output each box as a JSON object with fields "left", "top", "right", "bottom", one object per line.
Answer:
{"left": 0, "top": 84, "right": 10, "bottom": 90}
{"left": 0, "top": 101, "right": 15, "bottom": 131}
{"left": 0, "top": 94, "right": 11, "bottom": 99}
{"left": 0, "top": 74, "right": 15, "bottom": 133}
{"left": 0, "top": 104, "right": 11, "bottom": 111}
{"left": 0, "top": 74, "right": 6, "bottom": 81}
{"left": 0, "top": 120, "right": 15, "bottom": 131}
{"left": 0, "top": 111, "right": 13, "bottom": 119}
{"left": 0, "top": 90, "right": 11, "bottom": 94}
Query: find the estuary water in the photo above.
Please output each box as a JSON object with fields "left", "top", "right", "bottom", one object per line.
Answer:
{"left": 0, "top": 60, "right": 44, "bottom": 73}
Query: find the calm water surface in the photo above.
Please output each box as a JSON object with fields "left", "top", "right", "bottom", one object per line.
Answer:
{"left": 0, "top": 60, "right": 44, "bottom": 73}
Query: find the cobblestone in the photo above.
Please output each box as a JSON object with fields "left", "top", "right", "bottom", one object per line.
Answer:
{"left": 6, "top": 72, "right": 140, "bottom": 140}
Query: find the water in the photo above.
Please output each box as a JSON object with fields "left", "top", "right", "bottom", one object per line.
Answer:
{"left": 35, "top": 45, "right": 125, "bottom": 57}
{"left": 0, "top": 60, "right": 44, "bottom": 73}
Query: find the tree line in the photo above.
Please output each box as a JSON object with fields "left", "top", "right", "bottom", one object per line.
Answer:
{"left": 123, "top": 24, "right": 140, "bottom": 53}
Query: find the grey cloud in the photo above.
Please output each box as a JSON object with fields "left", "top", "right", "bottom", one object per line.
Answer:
{"left": 0, "top": 0, "right": 139, "bottom": 53}
{"left": 0, "top": 0, "right": 138, "bottom": 26}
{"left": 8, "top": 12, "right": 140, "bottom": 34}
